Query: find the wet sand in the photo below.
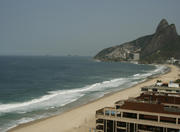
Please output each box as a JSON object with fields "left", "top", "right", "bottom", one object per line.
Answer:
{"left": 8, "top": 65, "right": 180, "bottom": 132}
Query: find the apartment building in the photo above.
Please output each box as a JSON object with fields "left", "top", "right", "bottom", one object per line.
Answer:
{"left": 96, "top": 92, "right": 180, "bottom": 132}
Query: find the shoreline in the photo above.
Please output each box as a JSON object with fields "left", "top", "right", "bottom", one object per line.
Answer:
{"left": 8, "top": 65, "right": 179, "bottom": 132}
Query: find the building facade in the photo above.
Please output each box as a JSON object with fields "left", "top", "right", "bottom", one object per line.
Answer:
{"left": 96, "top": 92, "right": 180, "bottom": 132}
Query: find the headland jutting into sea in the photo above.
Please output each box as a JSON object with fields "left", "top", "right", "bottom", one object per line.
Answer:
{"left": 5, "top": 18, "right": 180, "bottom": 132}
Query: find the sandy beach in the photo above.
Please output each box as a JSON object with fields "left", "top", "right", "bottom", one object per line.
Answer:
{"left": 8, "top": 65, "right": 180, "bottom": 132}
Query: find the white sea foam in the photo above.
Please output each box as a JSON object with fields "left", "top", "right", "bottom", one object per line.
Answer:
{"left": 133, "top": 73, "right": 140, "bottom": 77}
{"left": 0, "top": 92, "right": 83, "bottom": 113}
{"left": 0, "top": 78, "right": 128, "bottom": 114}
{"left": 0, "top": 64, "right": 168, "bottom": 132}
{"left": 0, "top": 64, "right": 167, "bottom": 115}
{"left": 4, "top": 117, "right": 40, "bottom": 132}
{"left": 148, "top": 65, "right": 167, "bottom": 77}
{"left": 17, "top": 117, "right": 34, "bottom": 124}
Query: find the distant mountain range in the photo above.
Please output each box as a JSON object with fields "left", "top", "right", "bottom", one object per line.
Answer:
{"left": 94, "top": 19, "right": 180, "bottom": 63}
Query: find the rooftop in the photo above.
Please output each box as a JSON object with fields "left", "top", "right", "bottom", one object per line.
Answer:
{"left": 115, "top": 92, "right": 180, "bottom": 115}
{"left": 120, "top": 101, "right": 180, "bottom": 115}
{"left": 136, "top": 92, "right": 180, "bottom": 105}
{"left": 142, "top": 85, "right": 180, "bottom": 90}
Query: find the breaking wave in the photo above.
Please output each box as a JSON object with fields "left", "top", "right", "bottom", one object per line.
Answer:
{"left": 0, "top": 64, "right": 167, "bottom": 114}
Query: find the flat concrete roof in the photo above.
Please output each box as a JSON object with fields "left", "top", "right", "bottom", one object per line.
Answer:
{"left": 120, "top": 101, "right": 180, "bottom": 115}
{"left": 142, "top": 86, "right": 180, "bottom": 91}
{"left": 136, "top": 92, "right": 180, "bottom": 105}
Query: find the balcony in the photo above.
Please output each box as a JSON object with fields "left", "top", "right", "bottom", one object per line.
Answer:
{"left": 96, "top": 119, "right": 104, "bottom": 124}
{"left": 96, "top": 108, "right": 104, "bottom": 115}
{"left": 96, "top": 125, "right": 103, "bottom": 130}
{"left": 96, "top": 107, "right": 180, "bottom": 129}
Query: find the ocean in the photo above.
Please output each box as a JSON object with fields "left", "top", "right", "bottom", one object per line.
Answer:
{"left": 0, "top": 56, "right": 167, "bottom": 132}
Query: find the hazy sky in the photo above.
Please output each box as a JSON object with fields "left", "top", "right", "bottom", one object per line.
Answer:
{"left": 0, "top": 0, "right": 180, "bottom": 56}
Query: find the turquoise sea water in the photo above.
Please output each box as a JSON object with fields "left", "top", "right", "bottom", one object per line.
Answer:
{"left": 0, "top": 56, "right": 166, "bottom": 132}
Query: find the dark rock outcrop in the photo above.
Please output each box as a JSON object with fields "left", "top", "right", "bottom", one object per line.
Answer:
{"left": 94, "top": 19, "right": 180, "bottom": 63}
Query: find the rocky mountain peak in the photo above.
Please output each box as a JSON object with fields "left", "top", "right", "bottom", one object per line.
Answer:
{"left": 156, "top": 19, "right": 169, "bottom": 34}
{"left": 159, "top": 18, "right": 168, "bottom": 25}
{"left": 155, "top": 19, "right": 177, "bottom": 36}
{"left": 169, "top": 24, "right": 177, "bottom": 35}
{"left": 94, "top": 19, "right": 180, "bottom": 63}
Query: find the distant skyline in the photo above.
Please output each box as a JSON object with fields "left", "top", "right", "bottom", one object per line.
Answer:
{"left": 0, "top": 0, "right": 180, "bottom": 56}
